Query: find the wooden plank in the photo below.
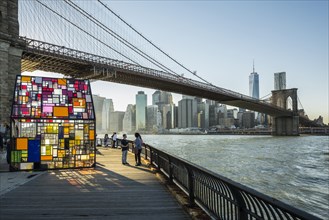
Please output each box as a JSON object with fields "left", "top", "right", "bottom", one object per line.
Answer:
{"left": 0, "top": 148, "right": 190, "bottom": 220}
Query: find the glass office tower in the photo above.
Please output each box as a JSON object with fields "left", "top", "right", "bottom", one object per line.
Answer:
{"left": 136, "top": 91, "right": 147, "bottom": 130}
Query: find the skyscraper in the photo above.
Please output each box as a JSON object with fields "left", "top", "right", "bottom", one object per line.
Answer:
{"left": 197, "top": 101, "right": 209, "bottom": 129}
{"left": 162, "top": 104, "right": 175, "bottom": 129}
{"left": 152, "top": 90, "right": 174, "bottom": 129}
{"left": 92, "top": 95, "right": 105, "bottom": 132}
{"left": 136, "top": 91, "right": 147, "bottom": 130}
{"left": 152, "top": 90, "right": 173, "bottom": 106}
{"left": 152, "top": 90, "right": 161, "bottom": 105}
{"left": 146, "top": 105, "right": 160, "bottom": 132}
{"left": 274, "top": 72, "right": 286, "bottom": 90}
{"left": 178, "top": 96, "right": 197, "bottom": 128}
{"left": 102, "top": 98, "right": 114, "bottom": 132}
{"left": 123, "top": 104, "right": 136, "bottom": 133}
{"left": 249, "top": 62, "right": 259, "bottom": 99}
{"left": 249, "top": 62, "right": 259, "bottom": 123}
{"left": 110, "top": 111, "right": 125, "bottom": 132}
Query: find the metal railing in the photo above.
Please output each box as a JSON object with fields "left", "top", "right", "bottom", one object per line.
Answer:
{"left": 98, "top": 138, "right": 321, "bottom": 220}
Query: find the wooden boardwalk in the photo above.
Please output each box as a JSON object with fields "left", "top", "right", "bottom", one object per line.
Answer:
{"left": 0, "top": 148, "right": 191, "bottom": 220}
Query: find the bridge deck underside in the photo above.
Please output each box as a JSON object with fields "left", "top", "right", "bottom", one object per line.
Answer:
{"left": 21, "top": 50, "right": 291, "bottom": 117}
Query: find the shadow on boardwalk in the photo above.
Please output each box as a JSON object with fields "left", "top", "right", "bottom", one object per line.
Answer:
{"left": 0, "top": 148, "right": 190, "bottom": 220}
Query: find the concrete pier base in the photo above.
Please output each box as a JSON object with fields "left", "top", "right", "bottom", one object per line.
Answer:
{"left": 272, "top": 115, "right": 299, "bottom": 136}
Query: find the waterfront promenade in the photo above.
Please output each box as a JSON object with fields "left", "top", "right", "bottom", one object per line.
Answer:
{"left": 0, "top": 148, "right": 193, "bottom": 220}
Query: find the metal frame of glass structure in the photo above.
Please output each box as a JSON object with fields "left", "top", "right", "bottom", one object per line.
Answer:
{"left": 10, "top": 75, "right": 96, "bottom": 171}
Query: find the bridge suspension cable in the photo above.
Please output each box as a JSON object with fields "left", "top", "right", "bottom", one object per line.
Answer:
{"left": 97, "top": 0, "right": 214, "bottom": 86}
{"left": 35, "top": 0, "right": 140, "bottom": 66}
{"left": 298, "top": 96, "right": 305, "bottom": 110}
{"left": 63, "top": 0, "right": 179, "bottom": 76}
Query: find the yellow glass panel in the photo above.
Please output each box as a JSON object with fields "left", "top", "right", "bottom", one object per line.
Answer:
{"left": 22, "top": 76, "right": 31, "bottom": 82}
{"left": 90, "top": 153, "right": 95, "bottom": 157}
{"left": 46, "top": 146, "right": 52, "bottom": 155}
{"left": 17, "top": 138, "right": 28, "bottom": 150}
{"left": 46, "top": 126, "right": 50, "bottom": 133}
{"left": 53, "top": 106, "right": 69, "bottom": 117}
{"left": 59, "top": 139, "right": 64, "bottom": 147}
{"left": 75, "top": 130, "right": 83, "bottom": 140}
{"left": 64, "top": 127, "right": 69, "bottom": 134}
{"left": 21, "top": 150, "right": 28, "bottom": 157}
{"left": 89, "top": 130, "right": 94, "bottom": 139}
{"left": 22, "top": 96, "right": 28, "bottom": 102}
{"left": 58, "top": 150, "right": 65, "bottom": 157}
{"left": 41, "top": 155, "right": 53, "bottom": 161}
{"left": 69, "top": 140, "right": 74, "bottom": 147}
{"left": 58, "top": 78, "right": 66, "bottom": 85}
{"left": 81, "top": 155, "right": 89, "bottom": 160}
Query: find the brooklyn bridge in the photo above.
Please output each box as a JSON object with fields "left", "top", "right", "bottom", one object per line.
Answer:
{"left": 0, "top": 0, "right": 321, "bottom": 135}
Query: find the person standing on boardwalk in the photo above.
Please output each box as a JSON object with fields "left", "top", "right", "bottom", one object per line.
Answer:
{"left": 111, "top": 132, "right": 117, "bottom": 148}
{"left": 0, "top": 133, "right": 3, "bottom": 152}
{"left": 121, "top": 134, "right": 129, "bottom": 165}
{"left": 6, "top": 139, "right": 11, "bottom": 164}
{"left": 134, "top": 132, "right": 142, "bottom": 166}
{"left": 104, "top": 134, "right": 109, "bottom": 147}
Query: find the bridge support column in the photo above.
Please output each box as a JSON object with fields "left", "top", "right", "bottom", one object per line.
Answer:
{"left": 0, "top": 41, "right": 22, "bottom": 124}
{"left": 272, "top": 115, "right": 299, "bottom": 136}
{"left": 0, "top": 0, "right": 23, "bottom": 124}
{"left": 271, "top": 88, "right": 300, "bottom": 136}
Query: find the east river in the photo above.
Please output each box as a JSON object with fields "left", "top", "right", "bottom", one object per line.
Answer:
{"left": 139, "top": 134, "right": 329, "bottom": 219}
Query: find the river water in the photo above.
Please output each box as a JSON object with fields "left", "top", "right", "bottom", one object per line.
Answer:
{"left": 139, "top": 134, "right": 329, "bottom": 219}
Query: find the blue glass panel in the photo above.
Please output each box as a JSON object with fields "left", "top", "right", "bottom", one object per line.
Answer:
{"left": 28, "top": 140, "right": 41, "bottom": 162}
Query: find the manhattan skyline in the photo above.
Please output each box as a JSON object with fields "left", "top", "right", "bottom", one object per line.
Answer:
{"left": 21, "top": 1, "right": 328, "bottom": 124}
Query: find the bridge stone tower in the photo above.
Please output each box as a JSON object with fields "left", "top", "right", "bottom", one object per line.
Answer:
{"left": 0, "top": 0, "right": 24, "bottom": 124}
{"left": 271, "top": 88, "right": 299, "bottom": 136}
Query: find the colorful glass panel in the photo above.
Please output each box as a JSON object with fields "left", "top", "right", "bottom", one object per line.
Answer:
{"left": 16, "top": 138, "right": 28, "bottom": 150}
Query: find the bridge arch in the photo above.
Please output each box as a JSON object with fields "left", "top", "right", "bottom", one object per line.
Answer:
{"left": 272, "top": 89, "right": 298, "bottom": 112}
{"left": 276, "top": 97, "right": 284, "bottom": 109}
{"left": 286, "top": 96, "right": 293, "bottom": 111}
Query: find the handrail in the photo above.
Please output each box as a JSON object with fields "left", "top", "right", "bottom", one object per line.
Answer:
{"left": 97, "top": 138, "right": 322, "bottom": 220}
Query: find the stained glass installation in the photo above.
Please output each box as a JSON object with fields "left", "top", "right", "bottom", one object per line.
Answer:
{"left": 10, "top": 76, "right": 96, "bottom": 171}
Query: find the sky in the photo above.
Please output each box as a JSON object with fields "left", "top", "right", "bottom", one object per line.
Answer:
{"left": 21, "top": 1, "right": 329, "bottom": 124}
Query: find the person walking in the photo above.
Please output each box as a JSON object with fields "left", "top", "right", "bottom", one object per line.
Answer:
{"left": 134, "top": 132, "right": 142, "bottom": 166}
{"left": 111, "top": 132, "right": 117, "bottom": 148}
{"left": 121, "top": 134, "right": 129, "bottom": 165}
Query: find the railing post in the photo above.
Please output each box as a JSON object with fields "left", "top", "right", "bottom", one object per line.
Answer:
{"left": 228, "top": 186, "right": 248, "bottom": 220}
{"left": 149, "top": 146, "right": 153, "bottom": 165}
{"left": 187, "top": 166, "right": 195, "bottom": 207}
{"left": 157, "top": 151, "right": 160, "bottom": 171}
{"left": 168, "top": 156, "right": 173, "bottom": 183}
{"left": 144, "top": 144, "right": 147, "bottom": 160}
